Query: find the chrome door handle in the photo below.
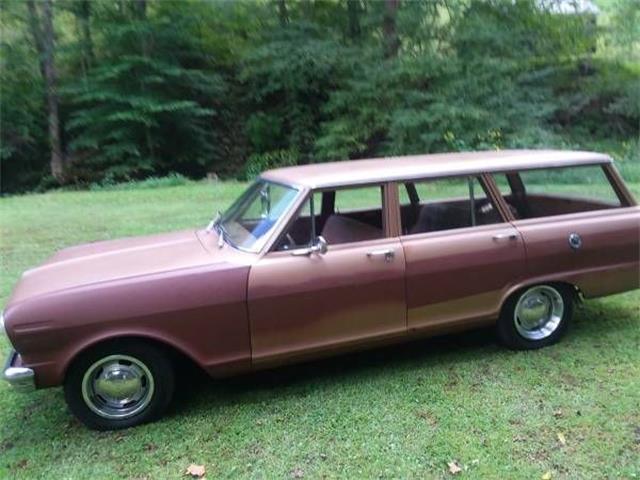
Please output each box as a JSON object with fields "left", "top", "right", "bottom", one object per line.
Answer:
{"left": 366, "top": 249, "right": 395, "bottom": 262}
{"left": 492, "top": 233, "right": 518, "bottom": 241}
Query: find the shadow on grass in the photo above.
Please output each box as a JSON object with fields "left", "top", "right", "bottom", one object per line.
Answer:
{"left": 171, "top": 325, "right": 497, "bottom": 411}
{"left": 168, "top": 295, "right": 639, "bottom": 418}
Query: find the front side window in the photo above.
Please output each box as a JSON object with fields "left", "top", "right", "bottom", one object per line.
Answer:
{"left": 493, "top": 164, "right": 622, "bottom": 220}
{"left": 218, "top": 180, "right": 299, "bottom": 252}
{"left": 400, "top": 176, "right": 503, "bottom": 235}
{"left": 275, "top": 185, "right": 385, "bottom": 250}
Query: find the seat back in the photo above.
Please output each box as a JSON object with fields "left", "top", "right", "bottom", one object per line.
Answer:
{"left": 321, "top": 215, "right": 382, "bottom": 244}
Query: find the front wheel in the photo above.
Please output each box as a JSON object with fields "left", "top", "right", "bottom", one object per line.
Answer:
{"left": 497, "top": 284, "right": 573, "bottom": 350}
{"left": 64, "top": 341, "right": 175, "bottom": 430}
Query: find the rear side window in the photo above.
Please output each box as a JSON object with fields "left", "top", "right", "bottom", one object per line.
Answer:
{"left": 400, "top": 176, "right": 503, "bottom": 235}
{"left": 494, "top": 164, "right": 622, "bottom": 220}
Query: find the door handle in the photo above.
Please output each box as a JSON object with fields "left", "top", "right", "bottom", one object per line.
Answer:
{"left": 492, "top": 233, "right": 518, "bottom": 241}
{"left": 366, "top": 249, "right": 395, "bottom": 262}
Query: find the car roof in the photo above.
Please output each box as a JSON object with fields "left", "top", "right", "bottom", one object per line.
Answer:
{"left": 261, "top": 149, "right": 612, "bottom": 189}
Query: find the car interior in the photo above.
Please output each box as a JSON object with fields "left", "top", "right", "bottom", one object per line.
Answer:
{"left": 276, "top": 178, "right": 503, "bottom": 250}
{"left": 276, "top": 189, "right": 384, "bottom": 250}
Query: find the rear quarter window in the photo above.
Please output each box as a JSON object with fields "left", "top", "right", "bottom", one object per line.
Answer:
{"left": 494, "top": 164, "right": 623, "bottom": 219}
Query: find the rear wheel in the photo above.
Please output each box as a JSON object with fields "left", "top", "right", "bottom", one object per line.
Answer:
{"left": 64, "top": 341, "right": 175, "bottom": 430}
{"left": 497, "top": 284, "right": 573, "bottom": 350}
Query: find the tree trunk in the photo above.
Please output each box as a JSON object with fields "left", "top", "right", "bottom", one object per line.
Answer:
{"left": 277, "top": 0, "right": 289, "bottom": 27}
{"left": 27, "top": 0, "right": 65, "bottom": 182}
{"left": 383, "top": 0, "right": 400, "bottom": 58}
{"left": 78, "top": 0, "right": 94, "bottom": 70}
{"left": 347, "top": 0, "right": 361, "bottom": 41}
{"left": 133, "top": 0, "right": 147, "bottom": 19}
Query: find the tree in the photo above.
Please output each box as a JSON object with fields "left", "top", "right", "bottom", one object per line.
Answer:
{"left": 277, "top": 0, "right": 289, "bottom": 27}
{"left": 346, "top": 0, "right": 361, "bottom": 41}
{"left": 69, "top": 0, "right": 95, "bottom": 74}
{"left": 26, "top": 0, "right": 65, "bottom": 182}
{"left": 64, "top": 3, "right": 226, "bottom": 183}
{"left": 1, "top": 0, "right": 638, "bottom": 193}
{"left": 0, "top": 0, "right": 49, "bottom": 192}
{"left": 383, "top": 0, "right": 399, "bottom": 58}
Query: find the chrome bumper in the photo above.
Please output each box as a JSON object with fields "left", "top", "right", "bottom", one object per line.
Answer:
{"left": 3, "top": 350, "right": 35, "bottom": 392}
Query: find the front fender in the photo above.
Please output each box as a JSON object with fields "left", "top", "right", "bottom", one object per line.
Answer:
{"left": 4, "top": 263, "right": 251, "bottom": 387}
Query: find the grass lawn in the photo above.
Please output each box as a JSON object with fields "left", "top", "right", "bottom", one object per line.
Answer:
{"left": 0, "top": 180, "right": 638, "bottom": 479}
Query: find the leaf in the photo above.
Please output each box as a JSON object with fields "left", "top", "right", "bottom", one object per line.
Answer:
{"left": 185, "top": 464, "right": 206, "bottom": 478}
{"left": 290, "top": 467, "right": 304, "bottom": 478}
{"left": 557, "top": 432, "right": 566, "bottom": 445}
{"left": 541, "top": 472, "right": 552, "bottom": 480}
{"left": 448, "top": 461, "right": 462, "bottom": 475}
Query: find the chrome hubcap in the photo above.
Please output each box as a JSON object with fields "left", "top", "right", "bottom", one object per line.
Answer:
{"left": 82, "top": 355, "right": 154, "bottom": 419}
{"left": 514, "top": 286, "right": 564, "bottom": 341}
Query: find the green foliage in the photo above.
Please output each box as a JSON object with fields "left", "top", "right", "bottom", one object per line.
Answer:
{"left": 0, "top": 0, "right": 49, "bottom": 193}
{"left": 1, "top": 0, "right": 638, "bottom": 193}
{"left": 244, "top": 148, "right": 298, "bottom": 180}
{"left": 240, "top": 22, "right": 344, "bottom": 161}
{"left": 88, "top": 172, "right": 191, "bottom": 191}
{"left": 64, "top": 6, "right": 226, "bottom": 183}
{"left": 316, "top": 0, "right": 601, "bottom": 160}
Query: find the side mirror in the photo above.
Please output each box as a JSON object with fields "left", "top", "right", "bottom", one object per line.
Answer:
{"left": 310, "top": 235, "right": 328, "bottom": 255}
{"left": 291, "top": 236, "right": 328, "bottom": 257}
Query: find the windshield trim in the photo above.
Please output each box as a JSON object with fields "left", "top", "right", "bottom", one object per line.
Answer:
{"left": 215, "top": 179, "right": 303, "bottom": 254}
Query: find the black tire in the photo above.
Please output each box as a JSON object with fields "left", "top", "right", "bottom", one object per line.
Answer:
{"left": 64, "top": 340, "right": 175, "bottom": 430}
{"left": 497, "top": 283, "right": 574, "bottom": 350}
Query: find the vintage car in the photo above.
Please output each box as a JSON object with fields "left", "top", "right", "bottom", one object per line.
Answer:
{"left": 2, "top": 150, "right": 638, "bottom": 429}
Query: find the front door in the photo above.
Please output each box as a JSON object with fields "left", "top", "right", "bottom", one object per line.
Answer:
{"left": 247, "top": 183, "right": 407, "bottom": 366}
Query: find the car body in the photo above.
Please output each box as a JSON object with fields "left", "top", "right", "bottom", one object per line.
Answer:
{"left": 2, "top": 149, "right": 638, "bottom": 429}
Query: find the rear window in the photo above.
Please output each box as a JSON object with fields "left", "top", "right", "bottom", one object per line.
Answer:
{"left": 493, "top": 164, "right": 622, "bottom": 220}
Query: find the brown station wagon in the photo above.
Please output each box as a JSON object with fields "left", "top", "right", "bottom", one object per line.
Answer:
{"left": 2, "top": 150, "right": 639, "bottom": 430}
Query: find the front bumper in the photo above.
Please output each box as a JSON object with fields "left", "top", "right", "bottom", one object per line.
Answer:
{"left": 3, "top": 350, "right": 35, "bottom": 392}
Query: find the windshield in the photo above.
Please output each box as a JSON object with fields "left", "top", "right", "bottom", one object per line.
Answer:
{"left": 216, "top": 180, "right": 299, "bottom": 252}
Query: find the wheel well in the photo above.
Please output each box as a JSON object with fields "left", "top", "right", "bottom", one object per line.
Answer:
{"left": 504, "top": 281, "right": 582, "bottom": 309}
{"left": 63, "top": 336, "right": 202, "bottom": 381}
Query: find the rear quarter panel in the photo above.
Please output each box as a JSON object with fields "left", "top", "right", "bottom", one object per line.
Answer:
{"left": 512, "top": 206, "right": 640, "bottom": 298}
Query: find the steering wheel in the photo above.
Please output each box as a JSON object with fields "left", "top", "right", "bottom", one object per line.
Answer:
{"left": 286, "top": 233, "right": 296, "bottom": 245}
{"left": 279, "top": 233, "right": 296, "bottom": 250}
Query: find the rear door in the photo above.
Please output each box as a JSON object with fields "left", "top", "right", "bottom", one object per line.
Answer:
{"left": 491, "top": 163, "right": 640, "bottom": 298}
{"left": 398, "top": 175, "right": 527, "bottom": 333}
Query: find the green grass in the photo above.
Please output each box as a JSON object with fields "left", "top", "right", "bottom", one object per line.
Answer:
{"left": 0, "top": 180, "right": 639, "bottom": 479}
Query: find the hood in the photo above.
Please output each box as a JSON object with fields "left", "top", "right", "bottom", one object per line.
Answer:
{"left": 7, "top": 229, "right": 233, "bottom": 306}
